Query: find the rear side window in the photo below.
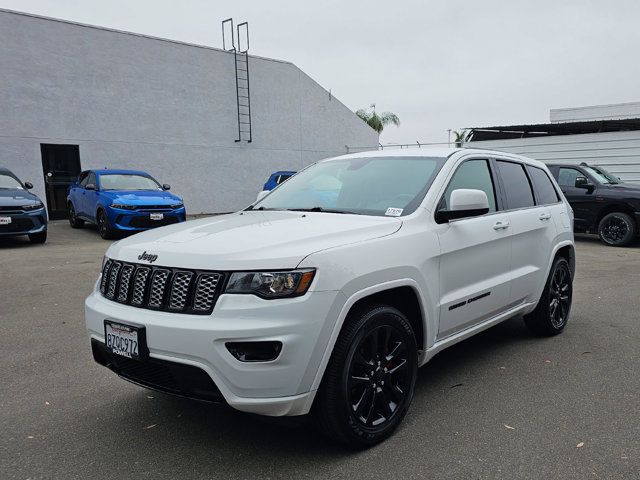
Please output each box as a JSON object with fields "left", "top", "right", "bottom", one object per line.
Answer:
{"left": 528, "top": 166, "right": 560, "bottom": 204}
{"left": 442, "top": 159, "right": 497, "bottom": 212}
{"left": 78, "top": 172, "right": 89, "bottom": 187}
{"left": 496, "top": 161, "right": 535, "bottom": 209}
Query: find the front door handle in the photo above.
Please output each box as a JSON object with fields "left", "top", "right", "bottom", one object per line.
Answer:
{"left": 493, "top": 221, "right": 510, "bottom": 230}
{"left": 539, "top": 213, "right": 552, "bottom": 221}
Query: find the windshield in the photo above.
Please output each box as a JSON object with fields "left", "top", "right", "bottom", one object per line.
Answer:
{"left": 0, "top": 173, "right": 24, "bottom": 190}
{"left": 584, "top": 166, "right": 620, "bottom": 184}
{"left": 99, "top": 174, "right": 162, "bottom": 191}
{"left": 252, "top": 156, "right": 446, "bottom": 216}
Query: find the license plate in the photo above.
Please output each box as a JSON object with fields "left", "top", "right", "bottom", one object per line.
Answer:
{"left": 150, "top": 213, "right": 164, "bottom": 221}
{"left": 104, "top": 321, "right": 145, "bottom": 360}
{"left": 0, "top": 217, "right": 11, "bottom": 225}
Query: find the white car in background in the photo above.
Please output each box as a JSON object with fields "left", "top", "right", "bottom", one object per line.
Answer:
{"left": 86, "top": 148, "right": 575, "bottom": 447}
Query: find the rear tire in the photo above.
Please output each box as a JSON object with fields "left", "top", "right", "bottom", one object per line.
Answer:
{"left": 97, "top": 209, "right": 116, "bottom": 240}
{"left": 28, "top": 231, "right": 47, "bottom": 244}
{"left": 312, "top": 304, "right": 418, "bottom": 448}
{"left": 598, "top": 212, "right": 636, "bottom": 247}
{"left": 524, "top": 257, "right": 572, "bottom": 336}
{"left": 68, "top": 202, "right": 84, "bottom": 228}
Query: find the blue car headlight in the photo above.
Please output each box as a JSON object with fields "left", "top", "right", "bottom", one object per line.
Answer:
{"left": 170, "top": 203, "right": 184, "bottom": 209}
{"left": 110, "top": 203, "right": 137, "bottom": 210}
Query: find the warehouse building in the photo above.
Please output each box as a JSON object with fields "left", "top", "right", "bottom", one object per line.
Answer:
{"left": 0, "top": 9, "right": 377, "bottom": 217}
{"left": 466, "top": 102, "right": 640, "bottom": 184}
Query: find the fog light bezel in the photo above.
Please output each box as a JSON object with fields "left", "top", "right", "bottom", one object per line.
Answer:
{"left": 225, "top": 341, "right": 283, "bottom": 362}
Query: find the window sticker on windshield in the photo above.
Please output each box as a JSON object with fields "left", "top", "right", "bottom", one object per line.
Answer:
{"left": 385, "top": 207, "right": 403, "bottom": 217}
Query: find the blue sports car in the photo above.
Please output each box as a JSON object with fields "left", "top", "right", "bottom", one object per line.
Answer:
{"left": 0, "top": 166, "right": 48, "bottom": 243}
{"left": 67, "top": 169, "right": 186, "bottom": 239}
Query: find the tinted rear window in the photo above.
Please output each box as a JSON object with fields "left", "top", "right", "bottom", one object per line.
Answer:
{"left": 529, "top": 166, "right": 560, "bottom": 204}
{"left": 496, "top": 161, "right": 535, "bottom": 209}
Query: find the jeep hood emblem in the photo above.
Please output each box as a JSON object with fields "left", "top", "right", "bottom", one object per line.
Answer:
{"left": 138, "top": 251, "right": 158, "bottom": 263}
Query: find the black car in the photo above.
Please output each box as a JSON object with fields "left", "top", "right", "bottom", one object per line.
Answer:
{"left": 547, "top": 162, "right": 640, "bottom": 246}
{"left": 0, "top": 167, "right": 48, "bottom": 244}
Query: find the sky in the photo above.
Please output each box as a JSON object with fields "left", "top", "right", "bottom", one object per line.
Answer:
{"left": 2, "top": 0, "right": 639, "bottom": 145}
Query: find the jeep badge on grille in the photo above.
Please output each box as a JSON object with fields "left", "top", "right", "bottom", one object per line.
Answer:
{"left": 138, "top": 251, "right": 158, "bottom": 263}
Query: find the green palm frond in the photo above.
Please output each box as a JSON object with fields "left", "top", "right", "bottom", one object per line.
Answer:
{"left": 355, "top": 105, "right": 400, "bottom": 134}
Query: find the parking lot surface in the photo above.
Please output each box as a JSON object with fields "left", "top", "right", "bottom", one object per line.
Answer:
{"left": 1, "top": 221, "right": 639, "bottom": 480}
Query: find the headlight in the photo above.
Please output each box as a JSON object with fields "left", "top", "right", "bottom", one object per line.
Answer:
{"left": 110, "top": 203, "right": 137, "bottom": 210}
{"left": 225, "top": 269, "right": 315, "bottom": 299}
{"left": 22, "top": 202, "right": 44, "bottom": 210}
{"left": 170, "top": 203, "right": 184, "bottom": 209}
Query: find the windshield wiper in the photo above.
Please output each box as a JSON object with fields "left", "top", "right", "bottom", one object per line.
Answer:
{"left": 285, "top": 207, "right": 358, "bottom": 214}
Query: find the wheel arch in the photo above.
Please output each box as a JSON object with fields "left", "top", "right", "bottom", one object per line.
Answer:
{"left": 595, "top": 202, "right": 637, "bottom": 228}
{"left": 309, "top": 279, "right": 429, "bottom": 394}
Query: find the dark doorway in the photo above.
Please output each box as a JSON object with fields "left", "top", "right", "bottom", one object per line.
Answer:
{"left": 40, "top": 144, "right": 81, "bottom": 220}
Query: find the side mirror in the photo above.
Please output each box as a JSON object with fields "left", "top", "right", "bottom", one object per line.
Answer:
{"left": 574, "top": 176, "right": 590, "bottom": 189}
{"left": 256, "top": 190, "right": 269, "bottom": 202}
{"left": 24, "top": 182, "right": 33, "bottom": 189}
{"left": 436, "top": 189, "right": 490, "bottom": 223}
{"left": 162, "top": 184, "right": 171, "bottom": 190}
{"left": 85, "top": 183, "right": 96, "bottom": 190}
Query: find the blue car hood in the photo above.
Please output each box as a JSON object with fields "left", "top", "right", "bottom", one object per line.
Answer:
{"left": 0, "top": 188, "right": 42, "bottom": 207}
{"left": 102, "top": 190, "right": 182, "bottom": 205}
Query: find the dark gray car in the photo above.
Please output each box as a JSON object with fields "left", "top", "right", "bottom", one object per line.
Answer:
{"left": 0, "top": 167, "right": 48, "bottom": 243}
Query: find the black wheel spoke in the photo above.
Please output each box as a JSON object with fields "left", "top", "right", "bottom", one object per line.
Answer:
{"left": 387, "top": 358, "right": 407, "bottom": 376}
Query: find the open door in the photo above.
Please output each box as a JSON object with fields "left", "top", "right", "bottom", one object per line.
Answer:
{"left": 40, "top": 144, "right": 81, "bottom": 220}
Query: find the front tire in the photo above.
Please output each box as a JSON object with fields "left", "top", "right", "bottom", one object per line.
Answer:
{"left": 598, "top": 212, "right": 636, "bottom": 247}
{"left": 28, "top": 230, "right": 47, "bottom": 244}
{"left": 312, "top": 304, "right": 418, "bottom": 448}
{"left": 68, "top": 202, "right": 84, "bottom": 228}
{"left": 524, "top": 257, "right": 573, "bottom": 336}
{"left": 97, "top": 209, "right": 116, "bottom": 240}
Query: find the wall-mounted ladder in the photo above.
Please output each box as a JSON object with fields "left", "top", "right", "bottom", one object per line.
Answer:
{"left": 222, "top": 19, "right": 252, "bottom": 143}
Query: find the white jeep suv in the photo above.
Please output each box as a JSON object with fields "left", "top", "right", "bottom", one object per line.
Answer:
{"left": 86, "top": 148, "right": 575, "bottom": 447}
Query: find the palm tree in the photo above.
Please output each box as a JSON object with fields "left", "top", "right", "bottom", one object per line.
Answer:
{"left": 355, "top": 104, "right": 400, "bottom": 134}
{"left": 453, "top": 129, "right": 468, "bottom": 147}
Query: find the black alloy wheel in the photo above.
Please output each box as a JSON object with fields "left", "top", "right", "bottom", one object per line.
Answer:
{"left": 598, "top": 212, "right": 636, "bottom": 247}
{"left": 524, "top": 256, "right": 573, "bottom": 336}
{"left": 97, "top": 210, "right": 115, "bottom": 240}
{"left": 68, "top": 202, "right": 84, "bottom": 228}
{"left": 313, "top": 304, "right": 418, "bottom": 447}
{"left": 347, "top": 325, "right": 411, "bottom": 428}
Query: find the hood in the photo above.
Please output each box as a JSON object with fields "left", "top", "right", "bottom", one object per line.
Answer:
{"left": 0, "top": 189, "right": 41, "bottom": 206}
{"left": 605, "top": 183, "right": 640, "bottom": 193}
{"left": 101, "top": 190, "right": 182, "bottom": 205}
{"left": 107, "top": 210, "right": 402, "bottom": 270}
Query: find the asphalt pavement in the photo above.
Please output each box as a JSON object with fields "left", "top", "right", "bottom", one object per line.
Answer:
{"left": 1, "top": 221, "right": 639, "bottom": 479}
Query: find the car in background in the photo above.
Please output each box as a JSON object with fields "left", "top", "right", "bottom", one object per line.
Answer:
{"left": 256, "top": 170, "right": 295, "bottom": 200}
{"left": 67, "top": 169, "right": 186, "bottom": 239}
{"left": 0, "top": 167, "right": 47, "bottom": 244}
{"left": 547, "top": 162, "right": 640, "bottom": 246}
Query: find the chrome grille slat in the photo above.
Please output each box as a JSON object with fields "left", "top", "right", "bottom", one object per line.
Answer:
{"left": 100, "top": 260, "right": 222, "bottom": 314}
{"left": 106, "top": 262, "right": 121, "bottom": 299}
{"left": 117, "top": 264, "right": 135, "bottom": 302}
{"left": 193, "top": 274, "right": 221, "bottom": 312}
{"left": 131, "top": 267, "right": 151, "bottom": 305}
{"left": 169, "top": 272, "right": 194, "bottom": 310}
{"left": 148, "top": 269, "right": 170, "bottom": 308}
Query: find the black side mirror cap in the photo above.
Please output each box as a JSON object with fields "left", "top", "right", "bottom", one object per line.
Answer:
{"left": 435, "top": 207, "right": 489, "bottom": 224}
{"left": 162, "top": 184, "right": 171, "bottom": 190}
{"left": 24, "top": 182, "right": 33, "bottom": 189}
{"left": 85, "top": 183, "right": 96, "bottom": 190}
{"left": 575, "top": 176, "right": 591, "bottom": 188}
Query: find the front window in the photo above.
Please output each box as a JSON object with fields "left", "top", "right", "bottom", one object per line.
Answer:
{"left": 252, "top": 156, "right": 446, "bottom": 216}
{"left": 0, "top": 173, "right": 24, "bottom": 190}
{"left": 99, "top": 174, "right": 162, "bottom": 191}
{"left": 584, "top": 166, "right": 619, "bottom": 184}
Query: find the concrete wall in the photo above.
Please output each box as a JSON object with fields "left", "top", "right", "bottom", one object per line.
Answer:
{"left": 0, "top": 9, "right": 378, "bottom": 213}
{"left": 467, "top": 130, "right": 640, "bottom": 184}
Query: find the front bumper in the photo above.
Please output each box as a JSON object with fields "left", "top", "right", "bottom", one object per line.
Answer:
{"left": 85, "top": 287, "right": 344, "bottom": 416}
{"left": 0, "top": 208, "right": 47, "bottom": 236}
{"left": 108, "top": 207, "right": 186, "bottom": 231}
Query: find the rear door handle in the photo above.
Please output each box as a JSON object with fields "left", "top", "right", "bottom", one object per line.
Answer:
{"left": 539, "top": 213, "right": 552, "bottom": 221}
{"left": 493, "top": 221, "right": 510, "bottom": 230}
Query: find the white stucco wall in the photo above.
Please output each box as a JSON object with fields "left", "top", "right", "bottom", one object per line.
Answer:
{"left": 0, "top": 9, "right": 378, "bottom": 213}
